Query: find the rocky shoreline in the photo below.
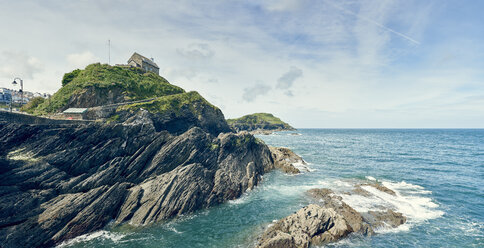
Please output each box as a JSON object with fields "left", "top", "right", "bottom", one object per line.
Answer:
{"left": 1, "top": 113, "right": 407, "bottom": 248}
{"left": 0, "top": 110, "right": 309, "bottom": 247}
{"left": 256, "top": 184, "right": 407, "bottom": 248}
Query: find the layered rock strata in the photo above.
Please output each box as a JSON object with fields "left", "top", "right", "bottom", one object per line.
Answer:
{"left": 0, "top": 112, "right": 273, "bottom": 247}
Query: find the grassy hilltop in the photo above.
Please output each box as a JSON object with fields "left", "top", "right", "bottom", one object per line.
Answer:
{"left": 227, "top": 113, "right": 295, "bottom": 132}
{"left": 23, "top": 63, "right": 231, "bottom": 134}
{"left": 28, "top": 63, "right": 184, "bottom": 115}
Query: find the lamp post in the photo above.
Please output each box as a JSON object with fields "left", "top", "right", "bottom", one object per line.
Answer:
{"left": 12, "top": 77, "right": 23, "bottom": 109}
{"left": 9, "top": 89, "right": 13, "bottom": 113}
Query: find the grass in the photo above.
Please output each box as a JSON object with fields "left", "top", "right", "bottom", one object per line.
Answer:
{"left": 33, "top": 63, "right": 184, "bottom": 115}
{"left": 117, "top": 91, "right": 218, "bottom": 117}
{"left": 20, "top": 97, "right": 45, "bottom": 114}
{"left": 106, "top": 114, "right": 120, "bottom": 124}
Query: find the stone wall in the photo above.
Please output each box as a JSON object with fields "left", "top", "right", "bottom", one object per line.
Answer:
{"left": 0, "top": 111, "right": 90, "bottom": 125}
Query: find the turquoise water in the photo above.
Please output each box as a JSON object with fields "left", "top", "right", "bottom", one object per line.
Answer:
{"left": 60, "top": 129, "right": 484, "bottom": 248}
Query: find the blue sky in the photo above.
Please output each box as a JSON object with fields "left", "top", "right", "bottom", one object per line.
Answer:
{"left": 0, "top": 0, "right": 483, "bottom": 127}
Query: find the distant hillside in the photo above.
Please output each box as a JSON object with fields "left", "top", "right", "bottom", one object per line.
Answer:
{"left": 227, "top": 113, "right": 295, "bottom": 132}
{"left": 32, "top": 63, "right": 184, "bottom": 115}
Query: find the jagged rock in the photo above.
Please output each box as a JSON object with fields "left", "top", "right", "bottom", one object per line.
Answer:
{"left": 353, "top": 185, "right": 372, "bottom": 196}
{"left": 268, "top": 146, "right": 308, "bottom": 174}
{"left": 349, "top": 182, "right": 396, "bottom": 197}
{"left": 307, "top": 188, "right": 372, "bottom": 235}
{"left": 363, "top": 210, "right": 406, "bottom": 229}
{"left": 0, "top": 117, "right": 273, "bottom": 247}
{"left": 257, "top": 204, "right": 350, "bottom": 248}
{"left": 307, "top": 188, "right": 405, "bottom": 232}
{"left": 258, "top": 188, "right": 407, "bottom": 247}
{"left": 259, "top": 231, "right": 295, "bottom": 248}
{"left": 123, "top": 108, "right": 154, "bottom": 127}
{"left": 363, "top": 183, "right": 396, "bottom": 196}
{"left": 64, "top": 86, "right": 126, "bottom": 111}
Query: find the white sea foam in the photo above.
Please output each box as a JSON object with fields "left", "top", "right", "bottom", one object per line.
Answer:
{"left": 339, "top": 179, "right": 444, "bottom": 232}
{"left": 382, "top": 181, "right": 424, "bottom": 190}
{"left": 365, "top": 176, "right": 377, "bottom": 181}
{"left": 374, "top": 223, "right": 411, "bottom": 233}
{"left": 456, "top": 220, "right": 484, "bottom": 237}
{"left": 292, "top": 161, "right": 314, "bottom": 172}
{"left": 165, "top": 226, "right": 183, "bottom": 234}
{"left": 56, "top": 230, "right": 125, "bottom": 247}
{"left": 228, "top": 193, "right": 250, "bottom": 205}
{"left": 263, "top": 180, "right": 332, "bottom": 197}
{"left": 332, "top": 180, "right": 354, "bottom": 191}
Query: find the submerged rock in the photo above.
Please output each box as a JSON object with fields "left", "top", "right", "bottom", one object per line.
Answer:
{"left": 362, "top": 182, "right": 396, "bottom": 196}
{"left": 363, "top": 210, "right": 406, "bottom": 229}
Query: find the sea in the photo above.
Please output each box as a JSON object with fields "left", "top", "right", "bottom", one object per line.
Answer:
{"left": 59, "top": 129, "right": 483, "bottom": 248}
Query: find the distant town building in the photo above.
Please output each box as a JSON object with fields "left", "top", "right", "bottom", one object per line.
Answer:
{"left": 0, "top": 88, "right": 12, "bottom": 104}
{"left": 126, "top": 52, "right": 160, "bottom": 74}
{"left": 62, "top": 108, "right": 88, "bottom": 120}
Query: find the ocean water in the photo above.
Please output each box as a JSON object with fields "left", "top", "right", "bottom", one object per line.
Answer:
{"left": 59, "top": 129, "right": 484, "bottom": 248}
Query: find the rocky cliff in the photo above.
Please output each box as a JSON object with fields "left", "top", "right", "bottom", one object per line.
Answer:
{"left": 0, "top": 111, "right": 272, "bottom": 247}
{"left": 0, "top": 63, "right": 280, "bottom": 247}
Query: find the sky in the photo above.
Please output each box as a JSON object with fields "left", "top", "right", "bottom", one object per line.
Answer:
{"left": 0, "top": 0, "right": 483, "bottom": 128}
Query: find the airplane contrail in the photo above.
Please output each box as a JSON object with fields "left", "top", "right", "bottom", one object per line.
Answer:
{"left": 326, "top": 0, "right": 420, "bottom": 45}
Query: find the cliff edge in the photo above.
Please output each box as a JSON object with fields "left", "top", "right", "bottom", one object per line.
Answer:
{"left": 0, "top": 64, "right": 274, "bottom": 247}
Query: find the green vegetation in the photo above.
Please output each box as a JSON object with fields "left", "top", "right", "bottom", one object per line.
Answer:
{"left": 209, "top": 142, "right": 219, "bottom": 151}
{"left": 235, "top": 135, "right": 255, "bottom": 147}
{"left": 106, "top": 114, "right": 120, "bottom": 124}
{"left": 227, "top": 113, "right": 294, "bottom": 131}
{"left": 62, "top": 69, "right": 81, "bottom": 86}
{"left": 33, "top": 63, "right": 184, "bottom": 115}
{"left": 117, "top": 91, "right": 217, "bottom": 117}
{"left": 20, "top": 97, "right": 45, "bottom": 114}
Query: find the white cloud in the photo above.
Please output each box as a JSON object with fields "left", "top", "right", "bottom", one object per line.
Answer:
{"left": 256, "top": 0, "right": 304, "bottom": 12}
{"left": 163, "top": 67, "right": 198, "bottom": 80}
{"left": 66, "top": 51, "right": 99, "bottom": 70}
{"left": 276, "top": 66, "right": 303, "bottom": 90}
{"left": 0, "top": 51, "right": 43, "bottom": 80}
{"left": 242, "top": 83, "right": 272, "bottom": 102}
{"left": 177, "top": 43, "right": 214, "bottom": 60}
{"left": 0, "top": 0, "right": 482, "bottom": 127}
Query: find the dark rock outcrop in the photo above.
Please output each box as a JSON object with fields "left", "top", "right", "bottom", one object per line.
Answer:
{"left": 0, "top": 112, "right": 273, "bottom": 247}
{"left": 257, "top": 187, "right": 406, "bottom": 247}
{"left": 268, "top": 146, "right": 308, "bottom": 174}
{"left": 356, "top": 182, "right": 396, "bottom": 196}
{"left": 64, "top": 86, "right": 127, "bottom": 111}
{"left": 257, "top": 204, "right": 350, "bottom": 248}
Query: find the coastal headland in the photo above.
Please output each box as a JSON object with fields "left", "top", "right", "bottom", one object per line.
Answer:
{"left": 0, "top": 64, "right": 304, "bottom": 247}
{"left": 0, "top": 63, "right": 407, "bottom": 247}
